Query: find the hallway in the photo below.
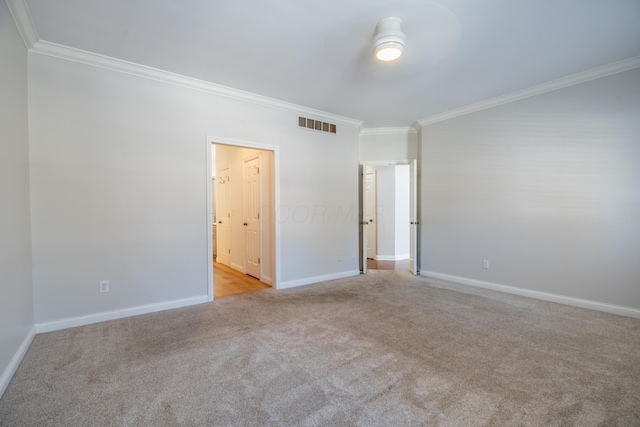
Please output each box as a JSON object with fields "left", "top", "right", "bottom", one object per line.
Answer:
{"left": 213, "top": 261, "right": 271, "bottom": 298}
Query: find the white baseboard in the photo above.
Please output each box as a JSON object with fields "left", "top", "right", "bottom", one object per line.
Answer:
{"left": 420, "top": 271, "right": 640, "bottom": 319}
{"left": 231, "top": 262, "right": 244, "bottom": 273}
{"left": 35, "top": 295, "right": 209, "bottom": 333}
{"left": 279, "top": 270, "right": 360, "bottom": 290}
{"left": 376, "top": 254, "right": 410, "bottom": 261}
{"left": 261, "top": 275, "right": 273, "bottom": 286}
{"left": 0, "top": 326, "right": 36, "bottom": 399}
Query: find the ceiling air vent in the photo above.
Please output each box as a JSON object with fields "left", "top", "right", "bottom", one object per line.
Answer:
{"left": 298, "top": 116, "right": 336, "bottom": 134}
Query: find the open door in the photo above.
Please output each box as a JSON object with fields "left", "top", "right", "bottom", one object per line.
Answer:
{"left": 217, "top": 167, "right": 231, "bottom": 267}
{"left": 365, "top": 167, "right": 377, "bottom": 260}
{"left": 243, "top": 155, "right": 261, "bottom": 279}
{"left": 409, "top": 159, "right": 418, "bottom": 275}
{"left": 359, "top": 163, "right": 367, "bottom": 274}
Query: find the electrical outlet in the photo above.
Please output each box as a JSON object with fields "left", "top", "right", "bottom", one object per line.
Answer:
{"left": 337, "top": 253, "right": 342, "bottom": 262}
{"left": 482, "top": 260, "right": 489, "bottom": 269}
{"left": 99, "top": 280, "right": 109, "bottom": 293}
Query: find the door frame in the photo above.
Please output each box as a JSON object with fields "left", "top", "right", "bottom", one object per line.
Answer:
{"left": 206, "top": 136, "right": 280, "bottom": 302}
{"left": 359, "top": 159, "right": 419, "bottom": 274}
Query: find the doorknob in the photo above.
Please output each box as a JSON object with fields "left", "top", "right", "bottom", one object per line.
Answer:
{"left": 243, "top": 222, "right": 248, "bottom": 226}
{"left": 218, "top": 221, "right": 222, "bottom": 224}
{"left": 360, "top": 222, "right": 369, "bottom": 225}
{"left": 369, "top": 219, "right": 373, "bottom": 223}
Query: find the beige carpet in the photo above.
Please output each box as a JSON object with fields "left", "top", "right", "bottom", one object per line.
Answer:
{"left": 1, "top": 271, "right": 639, "bottom": 426}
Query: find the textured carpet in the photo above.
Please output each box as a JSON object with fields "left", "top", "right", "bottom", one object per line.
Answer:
{"left": 1, "top": 271, "right": 639, "bottom": 426}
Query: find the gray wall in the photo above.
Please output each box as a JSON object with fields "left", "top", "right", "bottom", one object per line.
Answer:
{"left": 359, "top": 129, "right": 418, "bottom": 162}
{"left": 28, "top": 52, "right": 360, "bottom": 325}
{"left": 421, "top": 68, "right": 640, "bottom": 309}
{"left": 0, "top": 1, "right": 34, "bottom": 395}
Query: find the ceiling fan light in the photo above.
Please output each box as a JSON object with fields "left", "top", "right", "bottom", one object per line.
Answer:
{"left": 375, "top": 42, "right": 404, "bottom": 61}
{"left": 373, "top": 17, "right": 405, "bottom": 62}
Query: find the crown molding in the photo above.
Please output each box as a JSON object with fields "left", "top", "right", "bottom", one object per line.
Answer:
{"left": 29, "top": 40, "right": 363, "bottom": 128}
{"left": 15, "top": 0, "right": 636, "bottom": 131}
{"left": 418, "top": 55, "right": 640, "bottom": 127}
{"left": 5, "top": 0, "right": 38, "bottom": 49}
{"left": 360, "top": 126, "right": 418, "bottom": 136}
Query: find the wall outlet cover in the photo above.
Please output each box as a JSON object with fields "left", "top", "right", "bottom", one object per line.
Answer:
{"left": 99, "top": 280, "right": 109, "bottom": 293}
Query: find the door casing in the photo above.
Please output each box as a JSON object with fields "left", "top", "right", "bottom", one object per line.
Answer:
{"left": 206, "top": 136, "right": 280, "bottom": 302}
{"left": 359, "top": 160, "right": 419, "bottom": 275}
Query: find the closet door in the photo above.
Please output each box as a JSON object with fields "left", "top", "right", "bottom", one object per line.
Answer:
{"left": 212, "top": 178, "right": 217, "bottom": 259}
{"left": 217, "top": 167, "right": 231, "bottom": 267}
{"left": 243, "top": 155, "right": 261, "bottom": 279}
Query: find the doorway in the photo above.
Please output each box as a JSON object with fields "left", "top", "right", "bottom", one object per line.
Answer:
{"left": 206, "top": 137, "right": 279, "bottom": 301}
{"left": 359, "top": 160, "right": 418, "bottom": 274}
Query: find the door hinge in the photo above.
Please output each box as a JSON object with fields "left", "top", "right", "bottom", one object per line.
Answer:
{"left": 258, "top": 257, "right": 260, "bottom": 264}
{"left": 228, "top": 249, "right": 230, "bottom": 254}
{"left": 258, "top": 212, "right": 260, "bottom": 219}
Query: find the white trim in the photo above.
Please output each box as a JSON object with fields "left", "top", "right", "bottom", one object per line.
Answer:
{"left": 29, "top": 40, "right": 363, "bottom": 128}
{"left": 418, "top": 55, "right": 640, "bottom": 127}
{"left": 261, "top": 275, "right": 273, "bottom": 286}
{"left": 376, "top": 254, "right": 410, "bottom": 261}
{"left": 360, "top": 126, "right": 417, "bottom": 136}
{"left": 0, "top": 326, "right": 35, "bottom": 399}
{"left": 359, "top": 159, "right": 415, "bottom": 166}
{"left": 10, "top": 0, "right": 637, "bottom": 132}
{"left": 420, "top": 271, "right": 640, "bottom": 319}
{"left": 35, "top": 296, "right": 208, "bottom": 334}
{"left": 279, "top": 270, "right": 360, "bottom": 290}
{"left": 5, "top": 0, "right": 38, "bottom": 49}
{"left": 206, "top": 136, "right": 280, "bottom": 291}
{"left": 206, "top": 140, "right": 214, "bottom": 302}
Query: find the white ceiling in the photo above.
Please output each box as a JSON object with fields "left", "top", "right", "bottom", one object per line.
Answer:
{"left": 21, "top": 0, "right": 640, "bottom": 127}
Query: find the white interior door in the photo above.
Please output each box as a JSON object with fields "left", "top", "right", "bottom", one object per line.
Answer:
{"left": 212, "top": 177, "right": 217, "bottom": 259}
{"left": 366, "top": 167, "right": 377, "bottom": 259}
{"left": 217, "top": 167, "right": 231, "bottom": 267}
{"left": 243, "top": 156, "right": 261, "bottom": 279}
{"left": 409, "top": 159, "right": 418, "bottom": 275}
{"left": 359, "top": 164, "right": 367, "bottom": 274}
